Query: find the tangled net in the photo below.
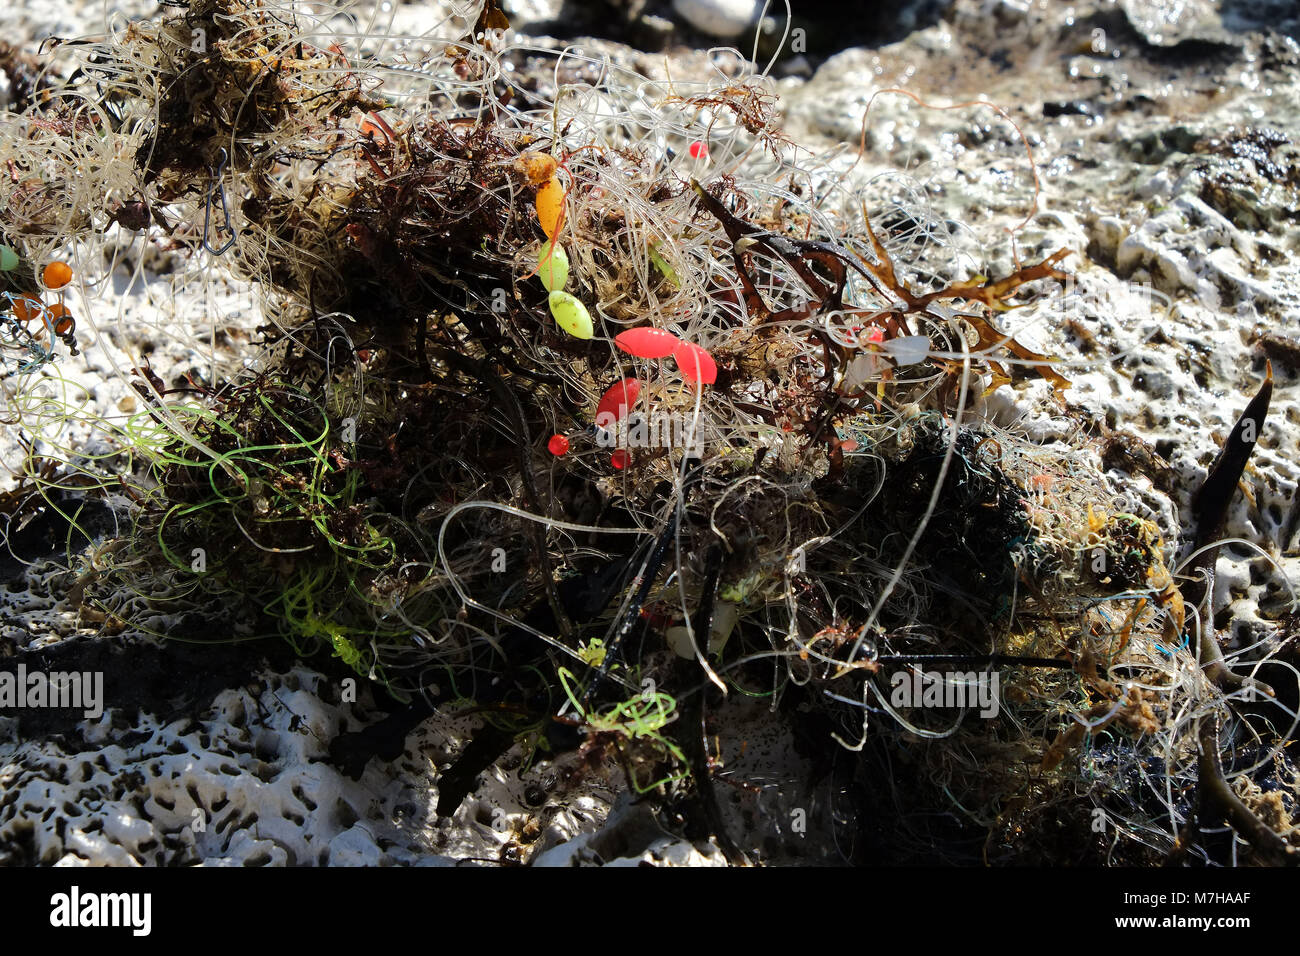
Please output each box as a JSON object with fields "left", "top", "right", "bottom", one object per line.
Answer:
{"left": 1, "top": 0, "right": 1296, "bottom": 864}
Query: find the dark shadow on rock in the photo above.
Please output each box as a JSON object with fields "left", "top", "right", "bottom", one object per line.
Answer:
{"left": 520, "top": 0, "right": 951, "bottom": 61}
{"left": 1221, "top": 0, "right": 1300, "bottom": 38}
{"left": 0, "top": 635, "right": 299, "bottom": 744}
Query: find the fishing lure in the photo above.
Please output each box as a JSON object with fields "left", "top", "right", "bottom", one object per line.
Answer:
{"left": 536, "top": 175, "right": 566, "bottom": 240}
{"left": 596, "top": 377, "right": 640, "bottom": 426}
{"left": 537, "top": 240, "right": 569, "bottom": 293}
{"left": 615, "top": 327, "right": 680, "bottom": 359}
{"left": 672, "top": 341, "right": 717, "bottom": 385}
{"left": 548, "top": 290, "right": 594, "bottom": 339}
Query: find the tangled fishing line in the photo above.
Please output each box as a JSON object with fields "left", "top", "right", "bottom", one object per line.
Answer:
{"left": 1, "top": 0, "right": 1296, "bottom": 864}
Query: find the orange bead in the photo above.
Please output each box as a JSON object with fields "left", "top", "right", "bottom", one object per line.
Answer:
{"left": 47, "top": 303, "right": 74, "bottom": 334}
{"left": 43, "top": 261, "right": 73, "bottom": 289}
{"left": 535, "top": 175, "right": 565, "bottom": 240}
{"left": 9, "top": 294, "right": 43, "bottom": 322}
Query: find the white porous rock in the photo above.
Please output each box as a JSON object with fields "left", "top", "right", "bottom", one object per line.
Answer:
{"left": 672, "top": 0, "right": 762, "bottom": 39}
{"left": 502, "top": 0, "right": 562, "bottom": 28}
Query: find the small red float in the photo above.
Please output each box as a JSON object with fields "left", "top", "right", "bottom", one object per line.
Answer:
{"left": 672, "top": 342, "right": 717, "bottom": 385}
{"left": 596, "top": 377, "right": 641, "bottom": 424}
{"left": 614, "top": 327, "right": 680, "bottom": 359}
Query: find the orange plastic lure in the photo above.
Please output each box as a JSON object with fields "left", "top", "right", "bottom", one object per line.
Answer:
{"left": 536, "top": 175, "right": 566, "bottom": 240}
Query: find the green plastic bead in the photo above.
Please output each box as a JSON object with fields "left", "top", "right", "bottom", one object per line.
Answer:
{"left": 548, "top": 290, "right": 594, "bottom": 339}
{"left": 537, "top": 240, "right": 569, "bottom": 293}
{"left": 0, "top": 245, "right": 18, "bottom": 272}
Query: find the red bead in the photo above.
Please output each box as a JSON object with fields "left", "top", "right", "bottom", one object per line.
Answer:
{"left": 547, "top": 433, "right": 570, "bottom": 456}
{"left": 614, "top": 327, "right": 680, "bottom": 359}
{"left": 672, "top": 341, "right": 717, "bottom": 385}
{"left": 610, "top": 449, "right": 630, "bottom": 470}
{"left": 688, "top": 141, "right": 708, "bottom": 160}
{"left": 596, "top": 377, "right": 640, "bottom": 425}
